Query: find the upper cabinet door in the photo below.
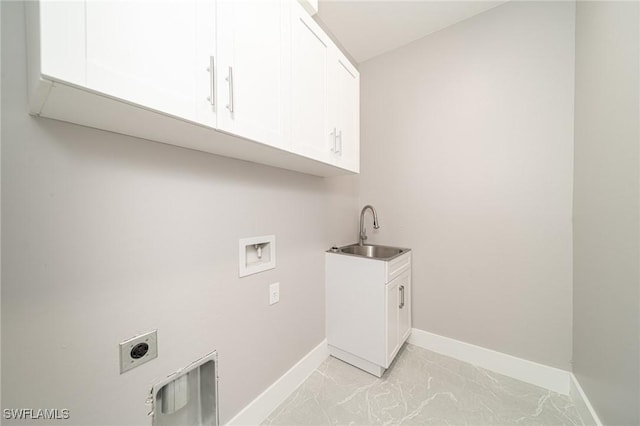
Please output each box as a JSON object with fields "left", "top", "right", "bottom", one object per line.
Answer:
{"left": 85, "top": 1, "right": 216, "bottom": 128}
{"left": 216, "top": 0, "right": 285, "bottom": 148}
{"left": 329, "top": 51, "right": 360, "bottom": 172}
{"left": 289, "top": 1, "right": 330, "bottom": 162}
{"left": 36, "top": 2, "right": 86, "bottom": 87}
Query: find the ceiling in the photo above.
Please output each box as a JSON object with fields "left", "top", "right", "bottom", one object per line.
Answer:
{"left": 317, "top": 0, "right": 508, "bottom": 63}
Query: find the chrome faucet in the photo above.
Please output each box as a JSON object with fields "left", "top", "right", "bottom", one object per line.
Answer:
{"left": 359, "top": 205, "right": 380, "bottom": 246}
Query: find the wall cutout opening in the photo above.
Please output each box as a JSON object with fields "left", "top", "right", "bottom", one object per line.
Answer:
{"left": 152, "top": 351, "right": 218, "bottom": 426}
{"left": 239, "top": 235, "right": 276, "bottom": 277}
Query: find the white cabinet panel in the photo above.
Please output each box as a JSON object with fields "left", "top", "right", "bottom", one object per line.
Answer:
{"left": 387, "top": 270, "right": 411, "bottom": 365}
{"left": 329, "top": 51, "right": 360, "bottom": 172}
{"left": 290, "top": 1, "right": 330, "bottom": 162}
{"left": 217, "top": 0, "right": 284, "bottom": 147}
{"left": 85, "top": 1, "right": 216, "bottom": 128}
{"left": 289, "top": 0, "right": 358, "bottom": 171}
{"left": 37, "top": 1, "right": 86, "bottom": 86}
{"left": 386, "top": 278, "right": 400, "bottom": 364}
{"left": 398, "top": 272, "right": 412, "bottom": 343}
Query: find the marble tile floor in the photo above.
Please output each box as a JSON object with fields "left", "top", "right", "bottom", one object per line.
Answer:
{"left": 262, "top": 344, "right": 584, "bottom": 426}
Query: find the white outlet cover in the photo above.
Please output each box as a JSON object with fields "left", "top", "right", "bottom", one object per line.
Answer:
{"left": 119, "top": 330, "right": 158, "bottom": 374}
{"left": 269, "top": 282, "right": 280, "bottom": 305}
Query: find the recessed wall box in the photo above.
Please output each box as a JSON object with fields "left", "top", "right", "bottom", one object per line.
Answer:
{"left": 151, "top": 351, "right": 219, "bottom": 426}
{"left": 239, "top": 235, "right": 276, "bottom": 277}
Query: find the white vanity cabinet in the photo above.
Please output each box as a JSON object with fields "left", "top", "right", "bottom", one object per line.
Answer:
{"left": 326, "top": 250, "right": 412, "bottom": 377}
{"left": 24, "top": 0, "right": 359, "bottom": 177}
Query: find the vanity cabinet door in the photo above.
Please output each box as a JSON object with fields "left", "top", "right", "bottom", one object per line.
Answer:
{"left": 386, "top": 269, "right": 411, "bottom": 366}
{"left": 386, "top": 278, "right": 400, "bottom": 365}
{"left": 398, "top": 271, "right": 412, "bottom": 343}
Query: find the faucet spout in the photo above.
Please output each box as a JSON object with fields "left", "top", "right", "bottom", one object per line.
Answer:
{"left": 359, "top": 205, "right": 380, "bottom": 246}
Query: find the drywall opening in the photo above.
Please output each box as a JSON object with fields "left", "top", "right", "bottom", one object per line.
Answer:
{"left": 239, "top": 235, "right": 276, "bottom": 277}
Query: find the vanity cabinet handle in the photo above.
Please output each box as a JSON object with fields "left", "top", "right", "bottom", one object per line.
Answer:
{"left": 399, "top": 285, "right": 405, "bottom": 309}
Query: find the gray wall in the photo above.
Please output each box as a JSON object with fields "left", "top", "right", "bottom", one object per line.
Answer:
{"left": 573, "top": 2, "right": 640, "bottom": 425}
{"left": 0, "top": 0, "right": 3, "bottom": 409}
{"left": 355, "top": 1, "right": 576, "bottom": 370}
{"left": 1, "top": 2, "right": 345, "bottom": 424}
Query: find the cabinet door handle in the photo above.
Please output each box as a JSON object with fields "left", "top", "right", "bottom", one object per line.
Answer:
{"left": 399, "top": 285, "right": 405, "bottom": 309}
{"left": 226, "top": 66, "right": 234, "bottom": 113}
{"left": 337, "top": 130, "right": 343, "bottom": 156}
{"left": 207, "top": 56, "right": 215, "bottom": 107}
{"left": 330, "top": 128, "right": 337, "bottom": 153}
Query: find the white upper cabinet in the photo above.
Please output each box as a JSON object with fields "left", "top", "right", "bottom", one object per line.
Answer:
{"left": 85, "top": 1, "right": 216, "bottom": 128}
{"left": 25, "top": 0, "right": 359, "bottom": 177}
{"left": 290, "top": 0, "right": 330, "bottom": 162}
{"left": 37, "top": 2, "right": 85, "bottom": 85}
{"left": 216, "top": 0, "right": 285, "bottom": 148}
{"left": 329, "top": 50, "right": 360, "bottom": 172}
{"left": 25, "top": 1, "right": 85, "bottom": 112}
{"left": 289, "top": 0, "right": 359, "bottom": 173}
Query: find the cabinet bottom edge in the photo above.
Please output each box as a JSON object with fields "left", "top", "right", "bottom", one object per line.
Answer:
{"left": 328, "top": 345, "right": 386, "bottom": 377}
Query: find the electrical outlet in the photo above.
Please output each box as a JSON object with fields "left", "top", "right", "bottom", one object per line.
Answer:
{"left": 269, "top": 282, "right": 280, "bottom": 305}
{"left": 119, "top": 330, "right": 158, "bottom": 374}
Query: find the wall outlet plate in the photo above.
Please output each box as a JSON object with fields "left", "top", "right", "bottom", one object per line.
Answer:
{"left": 119, "top": 330, "right": 158, "bottom": 374}
{"left": 269, "top": 282, "right": 280, "bottom": 305}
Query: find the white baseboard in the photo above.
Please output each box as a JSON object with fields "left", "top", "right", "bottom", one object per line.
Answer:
{"left": 226, "top": 332, "right": 602, "bottom": 426}
{"left": 225, "top": 339, "right": 329, "bottom": 426}
{"left": 408, "top": 328, "right": 570, "bottom": 395}
{"left": 570, "top": 373, "right": 603, "bottom": 426}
